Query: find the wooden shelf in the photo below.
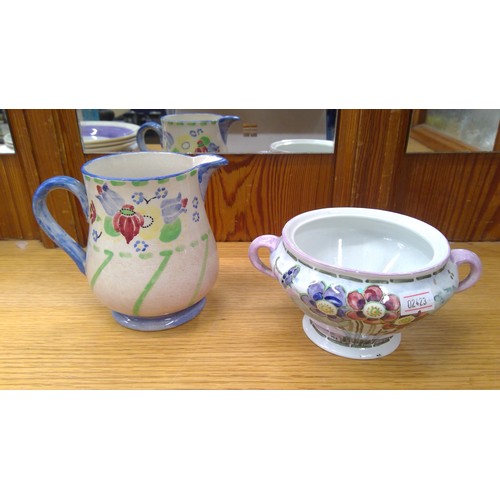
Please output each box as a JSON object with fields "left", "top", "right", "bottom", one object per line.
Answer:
{"left": 1, "top": 240, "right": 499, "bottom": 389}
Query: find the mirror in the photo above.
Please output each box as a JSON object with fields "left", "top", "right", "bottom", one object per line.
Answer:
{"left": 407, "top": 109, "right": 500, "bottom": 153}
{"left": 0, "top": 110, "right": 15, "bottom": 154}
{"left": 77, "top": 109, "right": 337, "bottom": 154}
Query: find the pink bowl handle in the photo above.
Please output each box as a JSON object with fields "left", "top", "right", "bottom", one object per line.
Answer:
{"left": 450, "top": 249, "right": 482, "bottom": 292}
{"left": 248, "top": 235, "right": 281, "bottom": 278}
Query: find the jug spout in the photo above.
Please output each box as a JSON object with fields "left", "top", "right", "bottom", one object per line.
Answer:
{"left": 218, "top": 115, "right": 240, "bottom": 144}
{"left": 196, "top": 155, "right": 229, "bottom": 200}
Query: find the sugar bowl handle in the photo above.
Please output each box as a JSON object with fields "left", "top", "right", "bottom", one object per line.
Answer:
{"left": 248, "top": 235, "right": 281, "bottom": 278}
{"left": 450, "top": 249, "right": 482, "bottom": 292}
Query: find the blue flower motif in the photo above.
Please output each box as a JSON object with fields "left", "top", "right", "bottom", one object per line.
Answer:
{"left": 301, "top": 282, "right": 347, "bottom": 321}
{"left": 281, "top": 265, "right": 300, "bottom": 288}
{"left": 161, "top": 193, "right": 188, "bottom": 224}
{"left": 96, "top": 184, "right": 125, "bottom": 216}
{"left": 131, "top": 192, "right": 145, "bottom": 204}
{"left": 207, "top": 142, "right": 220, "bottom": 153}
{"left": 192, "top": 196, "right": 199, "bottom": 209}
{"left": 133, "top": 240, "right": 149, "bottom": 252}
{"left": 192, "top": 211, "right": 200, "bottom": 223}
{"left": 155, "top": 187, "right": 168, "bottom": 199}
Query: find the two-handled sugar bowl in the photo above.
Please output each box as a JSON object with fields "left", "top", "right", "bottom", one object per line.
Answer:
{"left": 249, "top": 208, "right": 482, "bottom": 359}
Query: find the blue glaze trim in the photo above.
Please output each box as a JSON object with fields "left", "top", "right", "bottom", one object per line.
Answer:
{"left": 198, "top": 156, "right": 229, "bottom": 200}
{"left": 81, "top": 151, "right": 196, "bottom": 181}
{"left": 137, "top": 121, "right": 163, "bottom": 151}
{"left": 32, "top": 176, "right": 88, "bottom": 274}
{"left": 111, "top": 298, "right": 206, "bottom": 331}
{"left": 218, "top": 115, "right": 240, "bottom": 143}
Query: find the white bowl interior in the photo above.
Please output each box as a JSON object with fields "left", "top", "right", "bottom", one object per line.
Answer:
{"left": 288, "top": 213, "right": 447, "bottom": 274}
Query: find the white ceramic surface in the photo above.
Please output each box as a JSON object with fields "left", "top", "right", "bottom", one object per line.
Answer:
{"left": 249, "top": 208, "right": 482, "bottom": 359}
{"left": 270, "top": 139, "right": 334, "bottom": 153}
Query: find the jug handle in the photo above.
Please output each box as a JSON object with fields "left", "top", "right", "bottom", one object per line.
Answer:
{"left": 248, "top": 235, "right": 281, "bottom": 278}
{"left": 32, "top": 176, "right": 88, "bottom": 275}
{"left": 450, "top": 249, "right": 482, "bottom": 292}
{"left": 137, "top": 121, "right": 163, "bottom": 151}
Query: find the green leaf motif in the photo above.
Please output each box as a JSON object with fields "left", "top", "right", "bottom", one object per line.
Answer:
{"left": 159, "top": 218, "right": 182, "bottom": 242}
{"left": 104, "top": 216, "right": 120, "bottom": 237}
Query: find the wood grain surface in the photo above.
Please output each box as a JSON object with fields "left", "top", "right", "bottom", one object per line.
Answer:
{"left": 0, "top": 240, "right": 498, "bottom": 389}
{"left": 396, "top": 151, "right": 500, "bottom": 241}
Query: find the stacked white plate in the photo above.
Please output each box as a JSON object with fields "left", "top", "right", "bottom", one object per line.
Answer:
{"left": 3, "top": 133, "right": 14, "bottom": 150}
{"left": 80, "top": 121, "right": 139, "bottom": 153}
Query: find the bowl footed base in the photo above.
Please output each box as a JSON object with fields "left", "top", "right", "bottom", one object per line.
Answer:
{"left": 302, "top": 316, "right": 401, "bottom": 360}
{"left": 111, "top": 298, "right": 206, "bottom": 331}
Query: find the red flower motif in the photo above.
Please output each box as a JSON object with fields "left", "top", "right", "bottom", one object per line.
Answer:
{"left": 113, "top": 204, "right": 144, "bottom": 244}
{"left": 346, "top": 285, "right": 401, "bottom": 325}
{"left": 89, "top": 201, "right": 97, "bottom": 224}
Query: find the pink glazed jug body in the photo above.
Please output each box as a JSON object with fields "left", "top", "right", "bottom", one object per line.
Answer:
{"left": 32, "top": 151, "right": 228, "bottom": 331}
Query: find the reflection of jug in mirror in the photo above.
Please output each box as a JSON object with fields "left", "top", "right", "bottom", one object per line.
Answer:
{"left": 137, "top": 113, "right": 240, "bottom": 154}
{"left": 32, "top": 152, "right": 228, "bottom": 331}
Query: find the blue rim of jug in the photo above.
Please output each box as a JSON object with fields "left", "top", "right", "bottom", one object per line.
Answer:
{"left": 80, "top": 151, "right": 228, "bottom": 182}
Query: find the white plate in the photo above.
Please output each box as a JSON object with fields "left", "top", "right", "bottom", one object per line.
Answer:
{"left": 270, "top": 138, "right": 334, "bottom": 153}
{"left": 80, "top": 121, "right": 139, "bottom": 146}
{"left": 85, "top": 141, "right": 138, "bottom": 153}
{"left": 4, "top": 133, "right": 14, "bottom": 148}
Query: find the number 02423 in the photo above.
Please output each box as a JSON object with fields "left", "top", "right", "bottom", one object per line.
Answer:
{"left": 400, "top": 290, "right": 435, "bottom": 316}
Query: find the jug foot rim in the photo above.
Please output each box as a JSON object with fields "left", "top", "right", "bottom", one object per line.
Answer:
{"left": 111, "top": 298, "right": 206, "bottom": 331}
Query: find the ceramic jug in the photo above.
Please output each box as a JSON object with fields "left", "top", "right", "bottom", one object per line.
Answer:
{"left": 32, "top": 152, "right": 228, "bottom": 331}
{"left": 137, "top": 113, "right": 240, "bottom": 154}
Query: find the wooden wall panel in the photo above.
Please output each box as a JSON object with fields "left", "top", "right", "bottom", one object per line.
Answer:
{"left": 332, "top": 109, "right": 410, "bottom": 209}
{"left": 22, "top": 110, "right": 87, "bottom": 247}
{"left": 0, "top": 110, "right": 42, "bottom": 241}
{"left": 332, "top": 109, "right": 500, "bottom": 241}
{"left": 395, "top": 152, "right": 500, "bottom": 241}
{"left": 205, "top": 153, "right": 335, "bottom": 241}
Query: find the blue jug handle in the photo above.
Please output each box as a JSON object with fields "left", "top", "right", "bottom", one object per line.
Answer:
{"left": 137, "top": 121, "right": 163, "bottom": 151}
{"left": 32, "top": 176, "right": 88, "bottom": 274}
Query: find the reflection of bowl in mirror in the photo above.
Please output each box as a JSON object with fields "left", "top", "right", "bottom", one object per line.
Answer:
{"left": 270, "top": 139, "right": 334, "bottom": 153}
{"left": 248, "top": 208, "right": 482, "bottom": 360}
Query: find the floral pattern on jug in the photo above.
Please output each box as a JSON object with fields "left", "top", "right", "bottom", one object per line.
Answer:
{"left": 86, "top": 175, "right": 195, "bottom": 253}
{"left": 168, "top": 131, "right": 221, "bottom": 154}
